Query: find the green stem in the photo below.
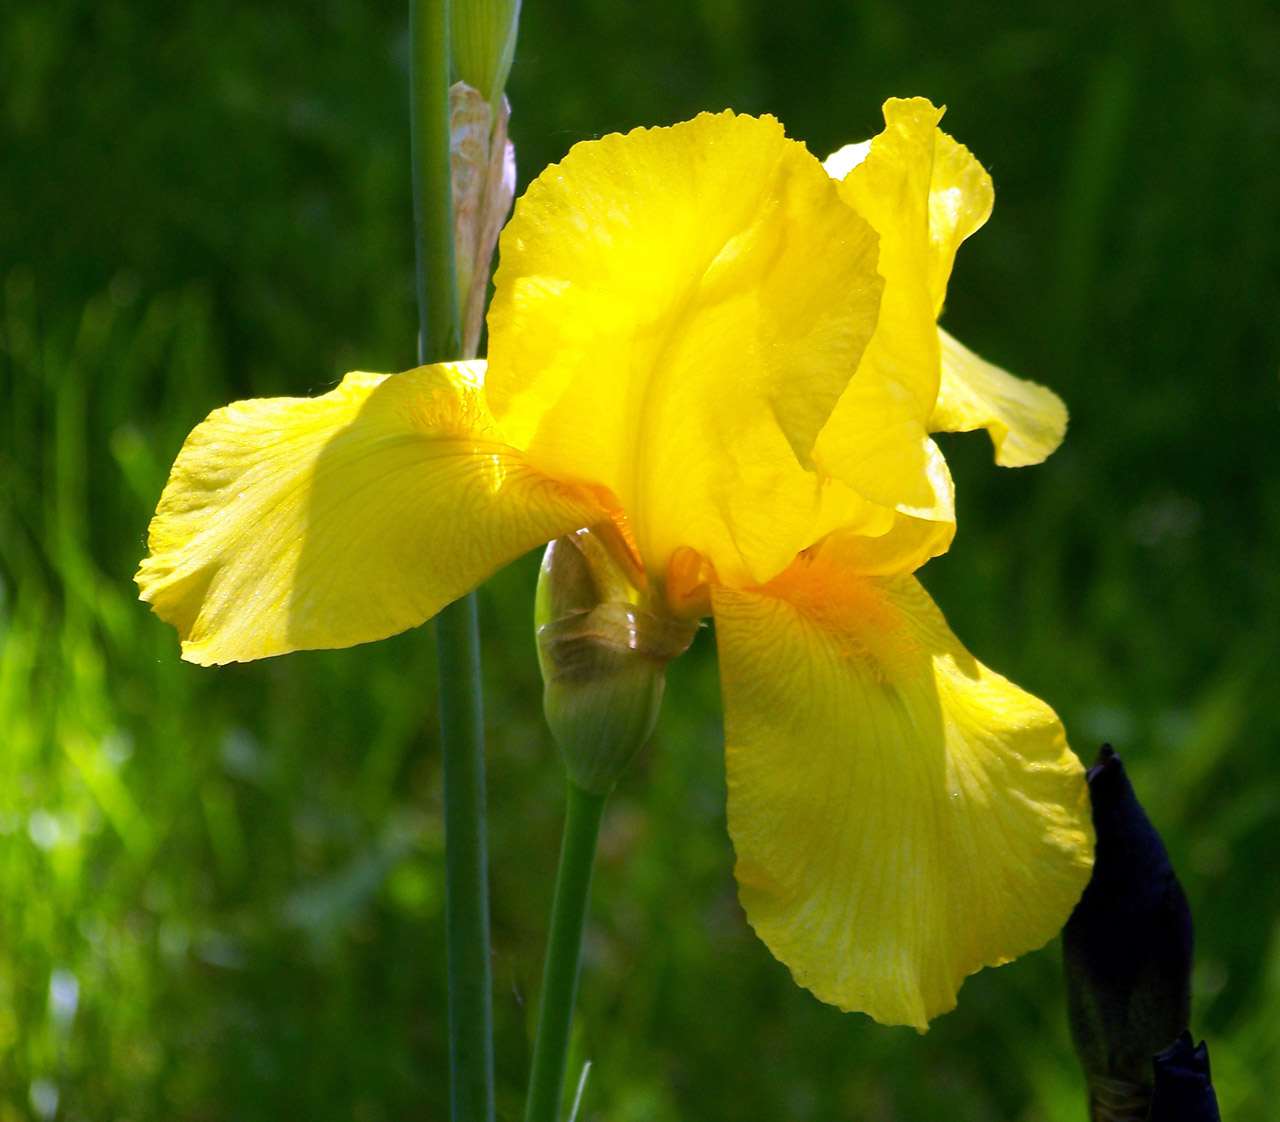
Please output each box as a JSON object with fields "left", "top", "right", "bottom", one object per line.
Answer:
{"left": 411, "top": 0, "right": 461, "bottom": 367}
{"left": 436, "top": 594, "right": 495, "bottom": 1122}
{"left": 524, "top": 783, "right": 607, "bottom": 1122}
{"left": 410, "top": 3, "right": 493, "bottom": 1121}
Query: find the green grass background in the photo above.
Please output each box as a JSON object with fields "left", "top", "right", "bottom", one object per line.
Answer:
{"left": 2, "top": 0, "right": 1279, "bottom": 1117}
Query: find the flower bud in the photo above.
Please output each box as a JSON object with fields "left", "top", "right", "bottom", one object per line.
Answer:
{"left": 535, "top": 532, "right": 698, "bottom": 795}
{"left": 1063, "top": 745, "right": 1195, "bottom": 1121}
{"left": 1148, "top": 1032, "right": 1221, "bottom": 1122}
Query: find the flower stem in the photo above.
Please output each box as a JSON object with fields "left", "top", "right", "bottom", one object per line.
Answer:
{"left": 410, "top": 0, "right": 461, "bottom": 366}
{"left": 435, "top": 593, "right": 495, "bottom": 1122}
{"left": 410, "top": 3, "right": 494, "bottom": 1122}
{"left": 524, "top": 782, "right": 607, "bottom": 1122}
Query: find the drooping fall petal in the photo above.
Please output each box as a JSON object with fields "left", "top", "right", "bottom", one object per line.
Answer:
{"left": 711, "top": 556, "right": 1093, "bottom": 1029}
{"left": 485, "top": 111, "right": 884, "bottom": 589}
{"left": 136, "top": 363, "right": 596, "bottom": 665}
{"left": 930, "top": 327, "right": 1068, "bottom": 466}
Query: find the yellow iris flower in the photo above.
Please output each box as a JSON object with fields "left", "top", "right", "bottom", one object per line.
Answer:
{"left": 136, "top": 97, "right": 1093, "bottom": 1030}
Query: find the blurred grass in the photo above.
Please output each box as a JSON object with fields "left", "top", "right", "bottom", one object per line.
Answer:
{"left": 2, "top": 0, "right": 1279, "bottom": 1118}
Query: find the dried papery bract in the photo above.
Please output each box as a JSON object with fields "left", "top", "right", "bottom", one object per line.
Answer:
{"left": 450, "top": 84, "right": 515, "bottom": 357}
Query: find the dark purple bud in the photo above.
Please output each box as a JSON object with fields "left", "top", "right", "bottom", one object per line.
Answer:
{"left": 1063, "top": 746, "right": 1195, "bottom": 1120}
{"left": 1147, "top": 1031, "right": 1221, "bottom": 1121}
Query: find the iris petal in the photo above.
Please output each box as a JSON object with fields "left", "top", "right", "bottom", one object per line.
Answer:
{"left": 813, "top": 99, "right": 952, "bottom": 518}
{"left": 485, "top": 111, "right": 883, "bottom": 588}
{"left": 930, "top": 327, "right": 1069, "bottom": 466}
{"left": 812, "top": 374, "right": 955, "bottom": 521}
{"left": 826, "top": 97, "right": 947, "bottom": 413}
{"left": 817, "top": 510, "right": 956, "bottom": 577}
{"left": 136, "top": 364, "right": 596, "bottom": 665}
{"left": 712, "top": 557, "right": 1093, "bottom": 1029}
{"left": 924, "top": 130, "right": 994, "bottom": 317}
{"left": 814, "top": 98, "right": 1005, "bottom": 519}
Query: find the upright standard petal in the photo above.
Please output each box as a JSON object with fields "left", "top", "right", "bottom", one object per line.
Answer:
{"left": 814, "top": 99, "right": 1002, "bottom": 518}
{"left": 827, "top": 100, "right": 994, "bottom": 320}
{"left": 136, "top": 364, "right": 596, "bottom": 665}
{"left": 827, "top": 106, "right": 1066, "bottom": 468}
{"left": 930, "top": 327, "right": 1068, "bottom": 467}
{"left": 813, "top": 99, "right": 953, "bottom": 519}
{"left": 923, "top": 129, "right": 994, "bottom": 318}
{"left": 712, "top": 554, "right": 1093, "bottom": 1029}
{"left": 815, "top": 509, "right": 956, "bottom": 578}
{"left": 485, "top": 111, "right": 883, "bottom": 589}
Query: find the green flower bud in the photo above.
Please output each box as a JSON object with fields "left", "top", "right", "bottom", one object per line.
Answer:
{"left": 535, "top": 532, "right": 698, "bottom": 795}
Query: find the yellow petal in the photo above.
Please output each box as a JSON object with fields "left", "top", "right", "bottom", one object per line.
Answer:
{"left": 812, "top": 101, "right": 946, "bottom": 515}
{"left": 812, "top": 371, "right": 955, "bottom": 520}
{"left": 712, "top": 559, "right": 1093, "bottom": 1029}
{"left": 931, "top": 327, "right": 1068, "bottom": 467}
{"left": 813, "top": 99, "right": 996, "bottom": 516}
{"left": 485, "top": 111, "right": 883, "bottom": 588}
{"left": 817, "top": 509, "right": 956, "bottom": 577}
{"left": 136, "top": 364, "right": 597, "bottom": 665}
{"left": 829, "top": 99, "right": 993, "bottom": 320}
{"left": 924, "top": 131, "right": 994, "bottom": 317}
{"left": 828, "top": 97, "right": 947, "bottom": 410}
